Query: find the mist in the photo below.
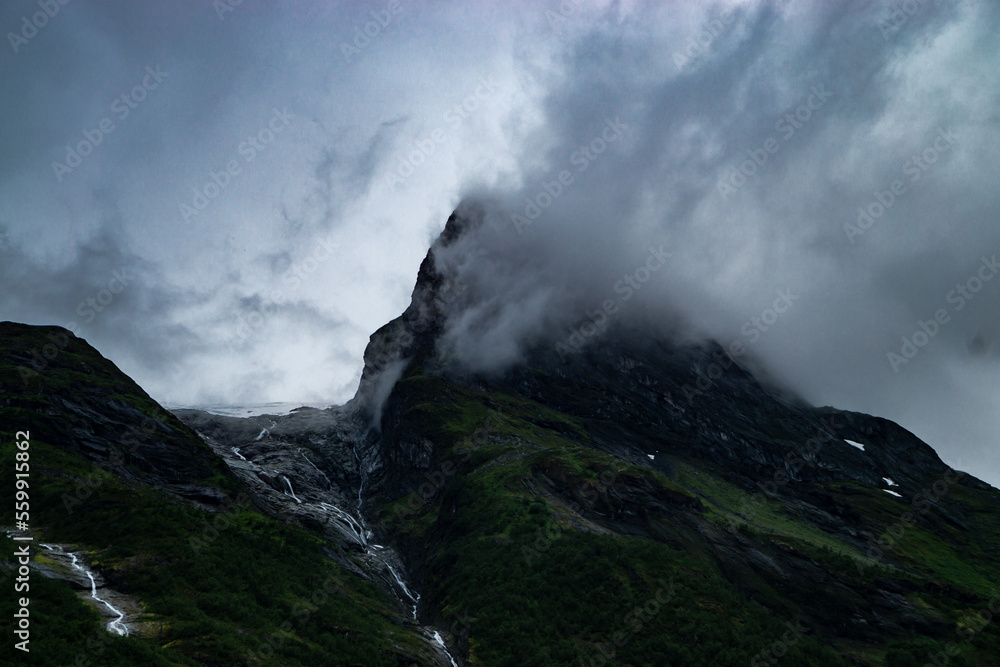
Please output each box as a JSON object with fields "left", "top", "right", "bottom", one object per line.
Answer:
{"left": 2, "top": 0, "right": 998, "bottom": 484}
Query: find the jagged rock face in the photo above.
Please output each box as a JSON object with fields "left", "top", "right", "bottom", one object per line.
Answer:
{"left": 1, "top": 323, "right": 458, "bottom": 665}
{"left": 172, "top": 406, "right": 364, "bottom": 506}
{"left": 360, "top": 199, "right": 955, "bottom": 504}
{"left": 353, "top": 200, "right": 483, "bottom": 422}
{"left": 500, "top": 335, "right": 953, "bottom": 494}
{"left": 357, "top": 203, "right": 1000, "bottom": 664}
{"left": 6, "top": 203, "right": 1000, "bottom": 664}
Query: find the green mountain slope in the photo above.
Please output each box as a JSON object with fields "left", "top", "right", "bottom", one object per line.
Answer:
{"left": 356, "top": 204, "right": 1000, "bottom": 666}
{"left": 369, "top": 355, "right": 1000, "bottom": 666}
{"left": 3, "top": 203, "right": 1000, "bottom": 667}
{"left": 0, "top": 322, "right": 446, "bottom": 666}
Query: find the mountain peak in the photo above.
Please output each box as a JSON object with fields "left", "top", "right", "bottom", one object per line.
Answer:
{"left": 352, "top": 200, "right": 485, "bottom": 419}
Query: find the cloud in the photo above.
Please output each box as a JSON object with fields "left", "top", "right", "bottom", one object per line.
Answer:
{"left": 421, "top": 0, "right": 1000, "bottom": 483}
{"left": 1, "top": 0, "right": 998, "bottom": 484}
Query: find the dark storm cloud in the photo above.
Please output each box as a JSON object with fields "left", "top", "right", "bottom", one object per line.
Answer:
{"left": 2, "top": 1, "right": 999, "bottom": 484}
{"left": 282, "top": 115, "right": 409, "bottom": 234}
{"left": 0, "top": 0, "right": 392, "bottom": 403}
{"left": 429, "top": 1, "right": 1000, "bottom": 483}
{"left": 0, "top": 193, "right": 203, "bottom": 372}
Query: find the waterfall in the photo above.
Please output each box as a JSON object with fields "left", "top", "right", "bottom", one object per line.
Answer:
{"left": 42, "top": 544, "right": 128, "bottom": 636}
{"left": 317, "top": 502, "right": 367, "bottom": 546}
{"left": 253, "top": 426, "right": 460, "bottom": 663}
{"left": 281, "top": 476, "right": 302, "bottom": 503}
{"left": 300, "top": 450, "right": 334, "bottom": 490}
{"left": 353, "top": 445, "right": 366, "bottom": 504}
{"left": 433, "top": 631, "right": 460, "bottom": 667}
{"left": 254, "top": 420, "right": 277, "bottom": 441}
{"left": 387, "top": 564, "right": 420, "bottom": 620}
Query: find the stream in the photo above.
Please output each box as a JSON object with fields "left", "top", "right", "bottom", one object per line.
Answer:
{"left": 41, "top": 544, "right": 128, "bottom": 636}
{"left": 434, "top": 631, "right": 460, "bottom": 667}
{"left": 281, "top": 475, "right": 302, "bottom": 503}
{"left": 212, "top": 427, "right": 462, "bottom": 666}
{"left": 306, "top": 484, "right": 459, "bottom": 664}
{"left": 261, "top": 442, "right": 460, "bottom": 665}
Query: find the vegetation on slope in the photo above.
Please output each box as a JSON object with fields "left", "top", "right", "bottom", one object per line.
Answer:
{"left": 0, "top": 324, "right": 433, "bottom": 666}
{"left": 375, "top": 371, "right": 1000, "bottom": 666}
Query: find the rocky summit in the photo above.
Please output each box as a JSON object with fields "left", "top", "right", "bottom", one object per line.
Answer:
{"left": 3, "top": 204, "right": 1000, "bottom": 666}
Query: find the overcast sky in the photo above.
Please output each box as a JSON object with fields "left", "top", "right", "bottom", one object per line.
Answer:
{"left": 2, "top": 1, "right": 999, "bottom": 486}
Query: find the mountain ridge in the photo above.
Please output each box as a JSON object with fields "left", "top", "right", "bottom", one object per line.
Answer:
{"left": 3, "top": 202, "right": 1000, "bottom": 665}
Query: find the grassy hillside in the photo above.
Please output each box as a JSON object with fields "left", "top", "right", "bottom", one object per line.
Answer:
{"left": 0, "top": 324, "right": 436, "bottom": 666}
{"left": 374, "top": 372, "right": 1000, "bottom": 666}
{"left": 5, "top": 319, "right": 1000, "bottom": 665}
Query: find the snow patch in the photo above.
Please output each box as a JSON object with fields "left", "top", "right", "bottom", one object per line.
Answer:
{"left": 844, "top": 439, "right": 866, "bottom": 451}
{"left": 647, "top": 454, "right": 655, "bottom": 460}
{"left": 883, "top": 489, "right": 902, "bottom": 498}
{"left": 882, "top": 477, "right": 897, "bottom": 487}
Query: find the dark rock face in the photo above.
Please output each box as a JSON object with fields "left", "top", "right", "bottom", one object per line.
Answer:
{"left": 6, "top": 202, "right": 1000, "bottom": 665}
{"left": 353, "top": 200, "right": 483, "bottom": 420}
{"left": 358, "top": 202, "right": 954, "bottom": 505}
{"left": 347, "top": 202, "right": 1000, "bottom": 664}
{"left": 0, "top": 322, "right": 231, "bottom": 496}
{"left": 170, "top": 406, "right": 443, "bottom": 624}
{"left": 173, "top": 405, "right": 365, "bottom": 506}
{"left": 505, "top": 337, "right": 950, "bottom": 495}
